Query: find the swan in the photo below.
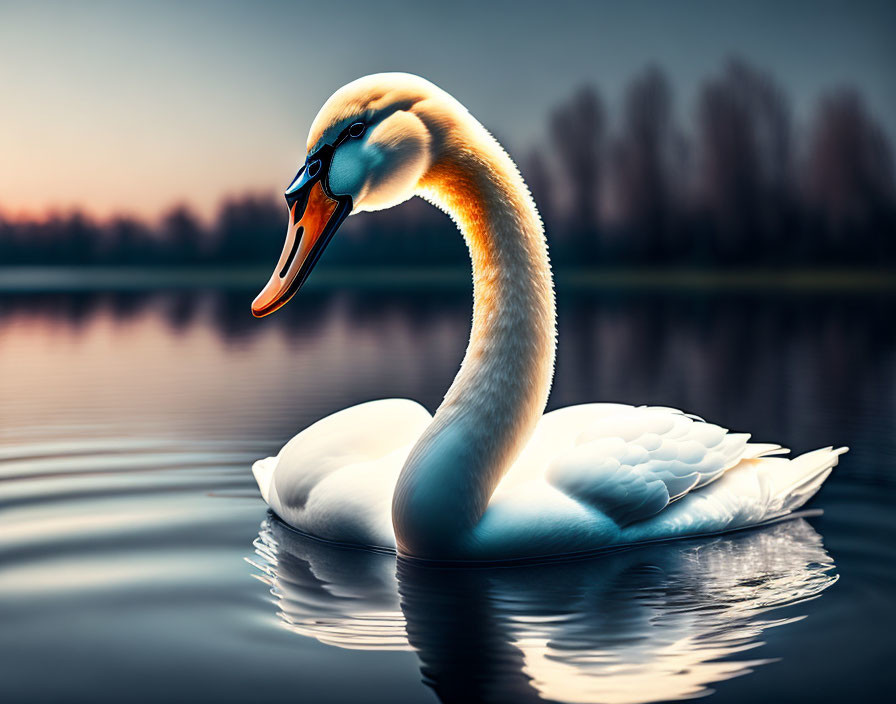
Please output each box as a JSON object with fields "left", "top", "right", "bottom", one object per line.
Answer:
{"left": 250, "top": 73, "right": 846, "bottom": 562}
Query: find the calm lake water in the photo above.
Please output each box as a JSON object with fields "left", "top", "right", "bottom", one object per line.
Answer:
{"left": 1, "top": 283, "right": 894, "bottom": 703}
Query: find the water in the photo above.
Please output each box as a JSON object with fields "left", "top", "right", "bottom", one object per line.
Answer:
{"left": 1, "top": 285, "right": 894, "bottom": 703}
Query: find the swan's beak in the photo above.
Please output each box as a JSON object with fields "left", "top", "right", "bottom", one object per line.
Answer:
{"left": 252, "top": 177, "right": 352, "bottom": 318}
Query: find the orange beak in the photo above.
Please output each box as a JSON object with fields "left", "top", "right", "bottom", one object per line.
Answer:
{"left": 251, "top": 180, "right": 351, "bottom": 318}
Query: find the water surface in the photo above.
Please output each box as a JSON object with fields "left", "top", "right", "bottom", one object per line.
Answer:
{"left": 0, "top": 287, "right": 893, "bottom": 703}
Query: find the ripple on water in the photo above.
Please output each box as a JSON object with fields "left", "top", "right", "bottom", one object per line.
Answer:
{"left": 1, "top": 291, "right": 892, "bottom": 703}
{"left": 0, "top": 433, "right": 852, "bottom": 704}
{"left": 0, "top": 437, "right": 262, "bottom": 596}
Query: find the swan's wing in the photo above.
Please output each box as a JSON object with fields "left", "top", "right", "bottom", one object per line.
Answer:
{"left": 511, "top": 404, "right": 786, "bottom": 528}
{"left": 621, "top": 446, "right": 845, "bottom": 542}
{"left": 253, "top": 399, "right": 431, "bottom": 546}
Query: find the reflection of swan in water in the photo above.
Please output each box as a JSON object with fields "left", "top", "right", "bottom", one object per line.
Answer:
{"left": 250, "top": 517, "right": 837, "bottom": 704}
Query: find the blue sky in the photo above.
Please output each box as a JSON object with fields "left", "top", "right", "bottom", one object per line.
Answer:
{"left": 2, "top": 0, "right": 893, "bottom": 218}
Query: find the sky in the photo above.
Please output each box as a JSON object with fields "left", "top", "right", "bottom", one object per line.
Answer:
{"left": 1, "top": 0, "right": 894, "bottom": 221}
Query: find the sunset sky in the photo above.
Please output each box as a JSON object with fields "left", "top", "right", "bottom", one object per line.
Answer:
{"left": 2, "top": 0, "right": 894, "bottom": 221}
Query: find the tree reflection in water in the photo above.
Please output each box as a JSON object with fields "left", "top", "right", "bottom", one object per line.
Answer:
{"left": 251, "top": 517, "right": 836, "bottom": 704}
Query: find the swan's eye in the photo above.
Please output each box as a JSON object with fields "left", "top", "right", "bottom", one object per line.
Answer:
{"left": 306, "top": 159, "right": 321, "bottom": 178}
{"left": 348, "top": 122, "right": 366, "bottom": 139}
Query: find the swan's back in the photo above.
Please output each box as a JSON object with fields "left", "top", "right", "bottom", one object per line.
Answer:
{"left": 475, "top": 404, "right": 845, "bottom": 559}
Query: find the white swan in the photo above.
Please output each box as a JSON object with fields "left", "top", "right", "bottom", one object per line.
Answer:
{"left": 251, "top": 73, "right": 846, "bottom": 562}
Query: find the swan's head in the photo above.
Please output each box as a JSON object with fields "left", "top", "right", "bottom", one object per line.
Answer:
{"left": 252, "top": 73, "right": 454, "bottom": 317}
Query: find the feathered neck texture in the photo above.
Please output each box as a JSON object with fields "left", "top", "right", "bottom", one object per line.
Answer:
{"left": 392, "top": 110, "right": 556, "bottom": 559}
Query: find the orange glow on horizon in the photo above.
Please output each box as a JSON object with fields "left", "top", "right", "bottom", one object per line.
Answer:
{"left": 0, "top": 190, "right": 282, "bottom": 228}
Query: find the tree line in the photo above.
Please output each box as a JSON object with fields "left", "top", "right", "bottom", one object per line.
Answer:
{"left": 2, "top": 59, "right": 894, "bottom": 269}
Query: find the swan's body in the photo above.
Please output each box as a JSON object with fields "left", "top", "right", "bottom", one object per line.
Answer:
{"left": 252, "top": 73, "right": 846, "bottom": 561}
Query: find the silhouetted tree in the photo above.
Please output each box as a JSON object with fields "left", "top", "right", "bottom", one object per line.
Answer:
{"left": 213, "top": 194, "right": 283, "bottom": 264}
{"left": 55, "top": 212, "right": 100, "bottom": 265}
{"left": 520, "top": 148, "right": 556, "bottom": 235}
{"left": 610, "top": 65, "right": 681, "bottom": 261}
{"left": 696, "top": 59, "right": 794, "bottom": 263}
{"left": 101, "top": 216, "right": 154, "bottom": 265}
{"left": 550, "top": 86, "right": 605, "bottom": 262}
{"left": 804, "top": 88, "right": 896, "bottom": 262}
{"left": 160, "top": 205, "right": 204, "bottom": 265}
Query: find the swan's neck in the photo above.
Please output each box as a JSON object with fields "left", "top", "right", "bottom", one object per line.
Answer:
{"left": 392, "top": 121, "right": 556, "bottom": 558}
